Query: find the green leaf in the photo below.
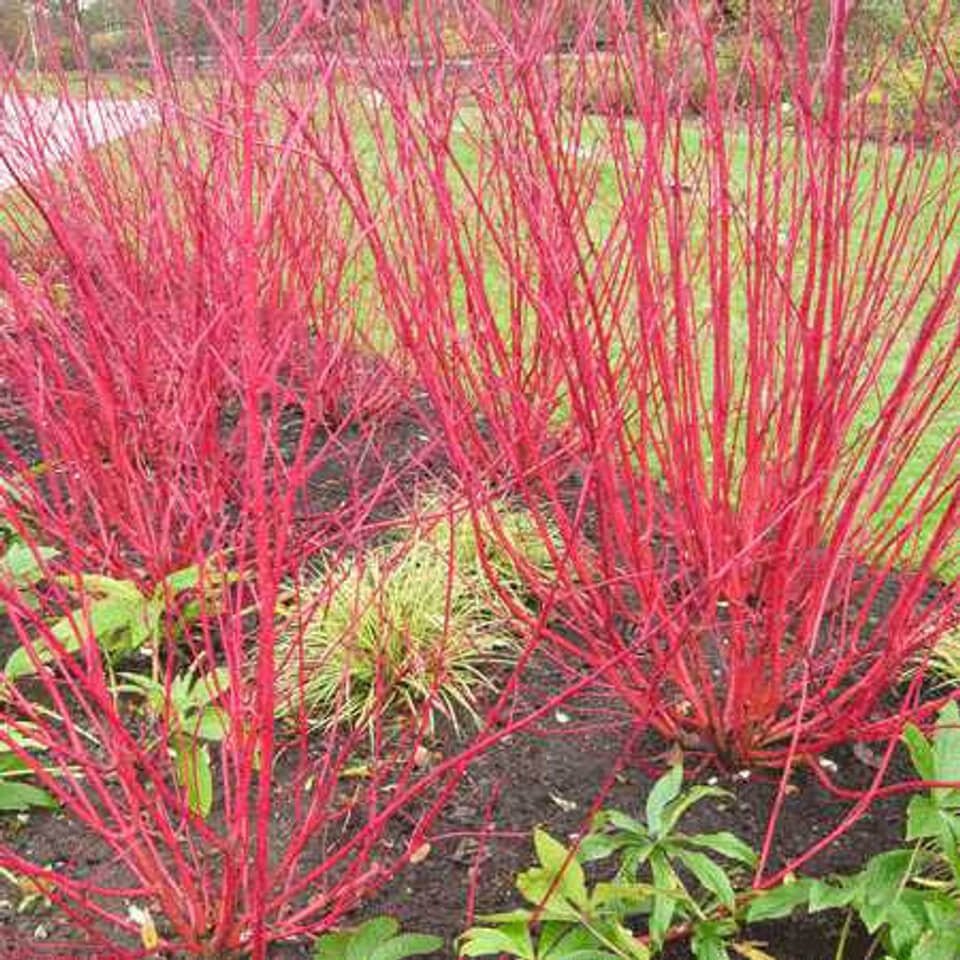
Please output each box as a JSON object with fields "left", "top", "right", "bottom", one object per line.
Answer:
{"left": 161, "top": 564, "right": 202, "bottom": 594}
{"left": 578, "top": 832, "right": 626, "bottom": 863}
{"left": 907, "top": 794, "right": 945, "bottom": 840}
{"left": 474, "top": 909, "right": 534, "bottom": 925}
{"left": 646, "top": 764, "right": 683, "bottom": 837}
{"left": 601, "top": 810, "right": 647, "bottom": 837}
{"left": 0, "top": 780, "right": 58, "bottom": 811}
{"left": 807, "top": 879, "right": 858, "bottom": 913}
{"left": 745, "top": 879, "right": 813, "bottom": 923}
{"left": 369, "top": 933, "right": 443, "bottom": 960}
{"left": 933, "top": 703, "right": 960, "bottom": 803}
{"left": 195, "top": 706, "right": 230, "bottom": 742}
{"left": 684, "top": 832, "right": 758, "bottom": 868}
{"left": 902, "top": 724, "right": 936, "bottom": 782}
{"left": 648, "top": 851, "right": 679, "bottom": 948}
{"left": 460, "top": 923, "right": 535, "bottom": 959}
{"left": 176, "top": 743, "right": 213, "bottom": 818}
{"left": 606, "top": 924, "right": 652, "bottom": 960}
{"left": 312, "top": 931, "right": 352, "bottom": 960}
{"left": 857, "top": 850, "right": 913, "bottom": 932}
{"left": 658, "top": 787, "right": 730, "bottom": 838}
{"left": 49, "top": 576, "right": 149, "bottom": 659}
{"left": 0, "top": 543, "right": 57, "bottom": 586}
{"left": 883, "top": 890, "right": 929, "bottom": 957}
{"left": 344, "top": 919, "right": 401, "bottom": 960}
{"left": 591, "top": 881, "right": 657, "bottom": 907}
{"left": 515, "top": 829, "right": 588, "bottom": 913}
{"left": 691, "top": 920, "right": 731, "bottom": 960}
{"left": 911, "top": 898, "right": 960, "bottom": 960}
{"left": 6, "top": 637, "right": 72, "bottom": 680}
{"left": 675, "top": 850, "right": 736, "bottom": 909}
{"left": 540, "top": 923, "right": 612, "bottom": 959}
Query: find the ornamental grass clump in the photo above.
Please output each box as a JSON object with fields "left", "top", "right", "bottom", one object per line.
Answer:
{"left": 274, "top": 496, "right": 555, "bottom": 735}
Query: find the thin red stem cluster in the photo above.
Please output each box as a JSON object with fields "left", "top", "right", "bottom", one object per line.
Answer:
{"left": 332, "top": 0, "right": 960, "bottom": 768}
{"left": 0, "top": 0, "right": 958, "bottom": 954}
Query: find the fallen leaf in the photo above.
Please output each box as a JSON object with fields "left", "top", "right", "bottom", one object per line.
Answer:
{"left": 409, "top": 843, "right": 432, "bottom": 864}
{"left": 732, "top": 941, "right": 777, "bottom": 960}
{"left": 128, "top": 904, "right": 159, "bottom": 951}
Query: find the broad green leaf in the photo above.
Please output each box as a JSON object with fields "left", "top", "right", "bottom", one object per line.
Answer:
{"left": 691, "top": 920, "right": 731, "bottom": 960}
{"left": 807, "top": 879, "right": 858, "bottom": 913}
{"left": 460, "top": 923, "right": 535, "bottom": 959}
{"left": 161, "top": 564, "right": 202, "bottom": 594}
{"left": 0, "top": 780, "right": 58, "bottom": 811}
{"left": 907, "top": 794, "right": 945, "bottom": 840}
{"left": 344, "top": 919, "right": 401, "bottom": 960}
{"left": 591, "top": 881, "right": 657, "bottom": 907}
{"left": 5, "top": 633, "right": 79, "bottom": 679}
{"left": 200, "top": 667, "right": 231, "bottom": 701}
{"left": 902, "top": 724, "right": 935, "bottom": 782}
{"left": 648, "top": 851, "right": 679, "bottom": 948}
{"left": 675, "top": 850, "right": 736, "bottom": 909}
{"left": 0, "top": 543, "right": 57, "bottom": 586}
{"left": 522, "top": 829, "right": 588, "bottom": 911}
{"left": 883, "top": 890, "right": 929, "bottom": 957}
{"left": 195, "top": 706, "right": 230, "bottom": 742}
{"left": 645, "top": 764, "right": 683, "bottom": 837}
{"left": 745, "top": 879, "right": 813, "bottom": 923}
{"left": 857, "top": 850, "right": 913, "bottom": 932}
{"left": 312, "top": 931, "right": 352, "bottom": 960}
{"left": 684, "top": 832, "right": 757, "bottom": 867}
{"left": 933, "top": 703, "right": 960, "bottom": 802}
{"left": 176, "top": 744, "right": 213, "bottom": 818}
{"left": 911, "top": 895, "right": 960, "bottom": 960}
{"left": 369, "top": 933, "right": 443, "bottom": 960}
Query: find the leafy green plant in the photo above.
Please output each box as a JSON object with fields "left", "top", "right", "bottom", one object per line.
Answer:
{"left": 274, "top": 498, "right": 551, "bottom": 735}
{"left": 0, "top": 729, "right": 58, "bottom": 813}
{"left": 116, "top": 665, "right": 230, "bottom": 818}
{"left": 927, "top": 625, "right": 960, "bottom": 689}
{"left": 461, "top": 762, "right": 766, "bottom": 960}
{"left": 4, "top": 558, "right": 231, "bottom": 681}
{"left": 312, "top": 916, "right": 442, "bottom": 960}
{"left": 747, "top": 703, "right": 960, "bottom": 959}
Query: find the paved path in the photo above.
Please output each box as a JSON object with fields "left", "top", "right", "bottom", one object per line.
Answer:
{"left": 0, "top": 96, "right": 157, "bottom": 191}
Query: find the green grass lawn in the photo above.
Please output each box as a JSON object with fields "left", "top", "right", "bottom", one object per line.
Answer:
{"left": 2, "top": 74, "right": 957, "bottom": 574}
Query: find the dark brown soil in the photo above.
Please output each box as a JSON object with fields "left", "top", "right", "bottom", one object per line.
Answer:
{"left": 0, "top": 383, "right": 927, "bottom": 960}
{"left": 0, "top": 644, "right": 914, "bottom": 960}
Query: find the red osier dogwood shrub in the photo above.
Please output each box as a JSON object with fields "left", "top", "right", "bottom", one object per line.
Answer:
{"left": 0, "top": 4, "right": 566, "bottom": 956}
{"left": 337, "top": 0, "right": 960, "bottom": 774}
{"left": 0, "top": 0, "right": 959, "bottom": 952}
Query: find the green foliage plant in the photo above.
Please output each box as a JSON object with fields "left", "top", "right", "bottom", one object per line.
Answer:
{"left": 312, "top": 916, "right": 442, "bottom": 960}
{"left": 461, "top": 761, "right": 766, "bottom": 960}
{"left": 746, "top": 702, "right": 960, "bottom": 959}
{"left": 0, "top": 728, "right": 59, "bottom": 813}
{"left": 4, "top": 557, "right": 234, "bottom": 681}
{"left": 274, "top": 497, "right": 553, "bottom": 736}
{"left": 115, "top": 664, "right": 231, "bottom": 818}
